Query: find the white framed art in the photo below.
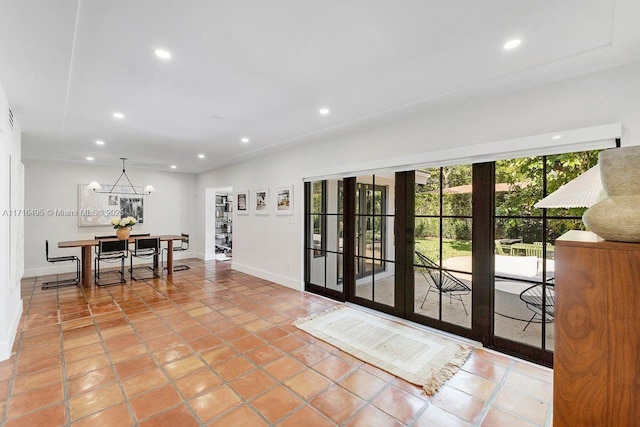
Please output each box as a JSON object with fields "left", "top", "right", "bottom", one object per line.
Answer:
{"left": 253, "top": 188, "right": 269, "bottom": 215}
{"left": 235, "top": 190, "right": 249, "bottom": 215}
{"left": 274, "top": 185, "right": 293, "bottom": 215}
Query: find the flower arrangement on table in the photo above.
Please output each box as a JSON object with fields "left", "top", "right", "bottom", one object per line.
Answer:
{"left": 111, "top": 216, "right": 137, "bottom": 229}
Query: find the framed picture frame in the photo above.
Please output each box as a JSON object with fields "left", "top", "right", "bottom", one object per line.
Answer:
{"left": 235, "top": 190, "right": 249, "bottom": 215}
{"left": 274, "top": 185, "right": 293, "bottom": 215}
{"left": 77, "top": 184, "right": 145, "bottom": 226}
{"left": 253, "top": 188, "right": 269, "bottom": 215}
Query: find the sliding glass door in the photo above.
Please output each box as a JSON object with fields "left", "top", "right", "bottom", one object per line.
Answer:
{"left": 411, "top": 165, "right": 473, "bottom": 336}
{"left": 304, "top": 180, "right": 344, "bottom": 299}
{"left": 304, "top": 145, "right": 606, "bottom": 366}
{"left": 352, "top": 175, "right": 397, "bottom": 313}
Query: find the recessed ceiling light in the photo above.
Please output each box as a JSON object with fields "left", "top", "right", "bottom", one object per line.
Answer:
{"left": 112, "top": 112, "right": 125, "bottom": 119}
{"left": 154, "top": 48, "right": 172, "bottom": 60}
{"left": 198, "top": 154, "right": 205, "bottom": 159}
{"left": 319, "top": 108, "right": 330, "bottom": 115}
{"left": 211, "top": 114, "right": 227, "bottom": 120}
{"left": 86, "top": 157, "right": 94, "bottom": 161}
{"left": 503, "top": 39, "right": 522, "bottom": 50}
{"left": 95, "top": 140, "right": 105, "bottom": 145}
{"left": 552, "top": 134, "right": 562, "bottom": 140}
{"left": 241, "top": 137, "right": 250, "bottom": 143}
{"left": 170, "top": 165, "right": 177, "bottom": 169}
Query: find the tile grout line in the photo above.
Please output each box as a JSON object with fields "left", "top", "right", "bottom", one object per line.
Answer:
{"left": 107, "top": 272, "right": 228, "bottom": 425}
{"left": 0, "top": 276, "right": 37, "bottom": 424}
{"left": 162, "top": 276, "right": 275, "bottom": 426}
{"left": 471, "top": 357, "right": 517, "bottom": 427}
{"left": 107, "top": 274, "right": 196, "bottom": 425}
{"left": 7, "top": 263, "right": 552, "bottom": 426}
{"left": 70, "top": 278, "right": 143, "bottom": 425}
{"left": 156, "top": 276, "right": 321, "bottom": 425}
{"left": 58, "top": 284, "right": 73, "bottom": 427}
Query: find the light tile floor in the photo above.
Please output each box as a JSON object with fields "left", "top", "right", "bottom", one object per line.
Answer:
{"left": 0, "top": 260, "right": 553, "bottom": 426}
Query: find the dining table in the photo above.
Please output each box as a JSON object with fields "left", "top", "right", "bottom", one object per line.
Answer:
{"left": 58, "top": 235, "right": 187, "bottom": 287}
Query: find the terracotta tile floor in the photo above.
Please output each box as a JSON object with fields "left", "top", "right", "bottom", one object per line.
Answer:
{"left": 0, "top": 260, "right": 553, "bottom": 426}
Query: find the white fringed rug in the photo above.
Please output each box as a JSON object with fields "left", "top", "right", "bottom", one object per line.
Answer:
{"left": 293, "top": 305, "right": 473, "bottom": 395}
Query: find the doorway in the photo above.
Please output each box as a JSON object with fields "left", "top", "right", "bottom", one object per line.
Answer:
{"left": 215, "top": 192, "right": 233, "bottom": 259}
{"left": 205, "top": 187, "right": 233, "bottom": 261}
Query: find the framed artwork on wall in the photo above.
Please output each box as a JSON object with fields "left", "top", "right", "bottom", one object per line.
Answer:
{"left": 274, "top": 185, "right": 293, "bottom": 215}
{"left": 78, "top": 184, "right": 144, "bottom": 226}
{"left": 235, "top": 190, "right": 249, "bottom": 215}
{"left": 254, "top": 188, "right": 269, "bottom": 215}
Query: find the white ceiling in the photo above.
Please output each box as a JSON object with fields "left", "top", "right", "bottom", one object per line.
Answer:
{"left": 1, "top": 0, "right": 639, "bottom": 173}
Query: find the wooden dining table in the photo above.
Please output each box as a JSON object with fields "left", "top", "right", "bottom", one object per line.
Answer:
{"left": 58, "top": 235, "right": 186, "bottom": 287}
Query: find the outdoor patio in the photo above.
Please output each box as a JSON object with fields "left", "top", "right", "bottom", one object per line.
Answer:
{"left": 354, "top": 255, "right": 555, "bottom": 350}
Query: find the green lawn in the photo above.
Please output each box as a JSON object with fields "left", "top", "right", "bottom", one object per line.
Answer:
{"left": 415, "top": 238, "right": 472, "bottom": 262}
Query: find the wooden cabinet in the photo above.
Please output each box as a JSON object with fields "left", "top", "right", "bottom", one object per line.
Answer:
{"left": 554, "top": 230, "right": 640, "bottom": 426}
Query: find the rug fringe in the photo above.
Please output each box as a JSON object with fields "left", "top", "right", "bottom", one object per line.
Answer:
{"left": 423, "top": 345, "right": 473, "bottom": 396}
{"left": 292, "top": 304, "right": 346, "bottom": 326}
{"left": 294, "top": 305, "right": 473, "bottom": 397}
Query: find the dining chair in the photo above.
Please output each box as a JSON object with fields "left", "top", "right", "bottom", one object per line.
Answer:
{"left": 43, "top": 240, "right": 81, "bottom": 290}
{"left": 162, "top": 233, "right": 190, "bottom": 271}
{"left": 415, "top": 251, "right": 471, "bottom": 315}
{"left": 94, "top": 239, "right": 128, "bottom": 286}
{"left": 130, "top": 237, "right": 161, "bottom": 281}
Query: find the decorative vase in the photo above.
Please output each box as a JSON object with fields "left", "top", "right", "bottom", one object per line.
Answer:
{"left": 116, "top": 227, "right": 131, "bottom": 240}
{"left": 582, "top": 146, "right": 640, "bottom": 242}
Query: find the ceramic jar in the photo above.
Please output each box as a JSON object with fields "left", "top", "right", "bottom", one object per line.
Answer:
{"left": 583, "top": 146, "right": 640, "bottom": 242}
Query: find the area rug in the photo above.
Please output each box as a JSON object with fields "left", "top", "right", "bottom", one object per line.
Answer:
{"left": 293, "top": 305, "right": 473, "bottom": 395}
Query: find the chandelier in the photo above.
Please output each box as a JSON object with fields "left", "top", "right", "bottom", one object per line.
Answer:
{"left": 87, "top": 158, "right": 155, "bottom": 195}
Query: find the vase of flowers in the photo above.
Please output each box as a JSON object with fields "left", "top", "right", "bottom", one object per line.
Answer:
{"left": 111, "top": 216, "right": 137, "bottom": 240}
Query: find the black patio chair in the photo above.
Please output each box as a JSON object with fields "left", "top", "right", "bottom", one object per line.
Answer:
{"left": 415, "top": 251, "right": 471, "bottom": 315}
{"left": 519, "top": 282, "right": 555, "bottom": 331}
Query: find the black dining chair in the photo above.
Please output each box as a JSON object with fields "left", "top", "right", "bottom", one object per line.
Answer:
{"left": 94, "top": 239, "right": 128, "bottom": 286}
{"left": 415, "top": 251, "right": 471, "bottom": 315}
{"left": 130, "top": 237, "right": 161, "bottom": 281}
{"left": 162, "top": 233, "right": 190, "bottom": 271}
{"left": 43, "top": 240, "right": 81, "bottom": 290}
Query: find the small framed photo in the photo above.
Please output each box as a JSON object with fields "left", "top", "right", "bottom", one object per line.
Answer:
{"left": 254, "top": 188, "right": 269, "bottom": 215}
{"left": 235, "top": 190, "right": 249, "bottom": 215}
{"left": 274, "top": 185, "right": 293, "bottom": 215}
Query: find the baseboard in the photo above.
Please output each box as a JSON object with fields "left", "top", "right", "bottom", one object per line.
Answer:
{"left": 0, "top": 299, "right": 23, "bottom": 361}
{"left": 231, "top": 262, "right": 303, "bottom": 291}
{"left": 194, "top": 252, "right": 211, "bottom": 261}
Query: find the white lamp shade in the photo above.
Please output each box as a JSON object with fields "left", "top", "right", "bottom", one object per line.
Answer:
{"left": 534, "top": 164, "right": 603, "bottom": 208}
{"left": 88, "top": 181, "right": 102, "bottom": 191}
{"left": 144, "top": 185, "right": 156, "bottom": 194}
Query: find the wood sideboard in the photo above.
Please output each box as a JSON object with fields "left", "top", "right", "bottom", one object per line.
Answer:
{"left": 554, "top": 230, "right": 640, "bottom": 426}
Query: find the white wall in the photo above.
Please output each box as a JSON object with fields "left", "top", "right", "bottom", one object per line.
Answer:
{"left": 195, "top": 61, "right": 640, "bottom": 291}
{"left": 23, "top": 159, "right": 198, "bottom": 276}
{"left": 0, "top": 83, "right": 23, "bottom": 360}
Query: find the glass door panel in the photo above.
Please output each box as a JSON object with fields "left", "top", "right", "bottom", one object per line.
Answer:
{"left": 353, "top": 174, "right": 395, "bottom": 310}
{"left": 413, "top": 166, "right": 473, "bottom": 332}
{"left": 304, "top": 179, "right": 344, "bottom": 298}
